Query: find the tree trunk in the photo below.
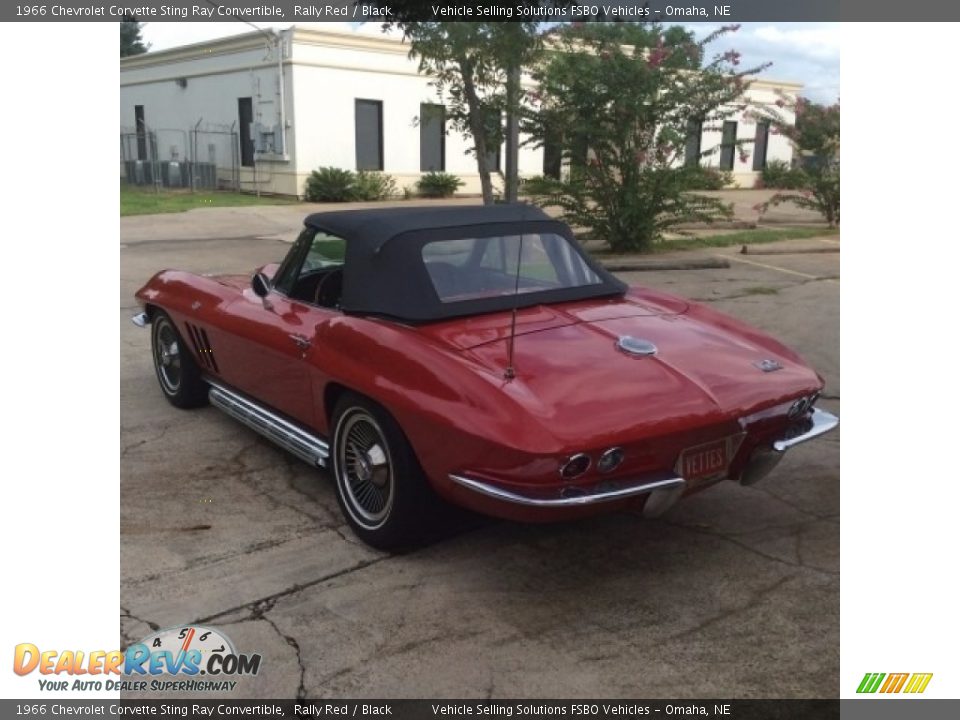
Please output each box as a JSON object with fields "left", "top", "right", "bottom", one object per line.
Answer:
{"left": 504, "top": 64, "right": 521, "bottom": 204}
{"left": 460, "top": 59, "right": 495, "bottom": 205}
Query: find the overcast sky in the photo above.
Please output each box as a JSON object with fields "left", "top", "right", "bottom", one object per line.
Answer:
{"left": 140, "top": 21, "right": 839, "bottom": 104}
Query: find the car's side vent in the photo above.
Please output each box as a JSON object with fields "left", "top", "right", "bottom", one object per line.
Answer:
{"left": 184, "top": 322, "right": 219, "bottom": 374}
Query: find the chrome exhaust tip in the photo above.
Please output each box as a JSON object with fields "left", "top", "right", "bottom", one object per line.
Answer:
{"left": 641, "top": 483, "right": 686, "bottom": 518}
{"left": 131, "top": 312, "right": 150, "bottom": 328}
{"left": 738, "top": 446, "right": 784, "bottom": 486}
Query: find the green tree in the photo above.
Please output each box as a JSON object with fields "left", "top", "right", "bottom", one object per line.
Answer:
{"left": 120, "top": 14, "right": 149, "bottom": 57}
{"left": 389, "top": 22, "right": 542, "bottom": 205}
{"left": 524, "top": 22, "right": 768, "bottom": 252}
{"left": 759, "top": 98, "right": 840, "bottom": 226}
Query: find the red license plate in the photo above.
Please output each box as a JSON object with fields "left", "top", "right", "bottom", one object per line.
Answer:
{"left": 678, "top": 439, "right": 729, "bottom": 482}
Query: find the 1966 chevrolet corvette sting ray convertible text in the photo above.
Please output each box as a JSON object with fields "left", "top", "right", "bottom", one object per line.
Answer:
{"left": 133, "top": 205, "right": 838, "bottom": 549}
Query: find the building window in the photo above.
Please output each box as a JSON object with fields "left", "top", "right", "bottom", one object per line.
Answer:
{"left": 719, "top": 120, "right": 737, "bottom": 170}
{"left": 355, "top": 99, "right": 384, "bottom": 171}
{"left": 238, "top": 97, "right": 254, "bottom": 168}
{"left": 684, "top": 118, "right": 702, "bottom": 167}
{"left": 420, "top": 103, "right": 445, "bottom": 172}
{"left": 134, "top": 105, "right": 147, "bottom": 160}
{"left": 752, "top": 120, "right": 770, "bottom": 171}
{"left": 542, "top": 123, "right": 562, "bottom": 179}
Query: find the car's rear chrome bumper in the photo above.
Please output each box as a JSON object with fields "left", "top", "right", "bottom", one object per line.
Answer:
{"left": 131, "top": 312, "right": 150, "bottom": 327}
{"left": 448, "top": 471, "right": 685, "bottom": 511}
{"left": 450, "top": 408, "right": 839, "bottom": 510}
{"left": 773, "top": 407, "right": 839, "bottom": 452}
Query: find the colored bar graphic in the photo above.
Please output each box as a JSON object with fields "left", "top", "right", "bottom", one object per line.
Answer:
{"left": 880, "top": 673, "right": 908, "bottom": 693}
{"left": 856, "top": 673, "right": 885, "bottom": 693}
{"left": 857, "top": 672, "right": 932, "bottom": 694}
{"left": 903, "top": 673, "right": 933, "bottom": 694}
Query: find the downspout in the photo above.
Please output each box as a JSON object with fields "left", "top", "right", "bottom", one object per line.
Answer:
{"left": 272, "top": 28, "right": 287, "bottom": 158}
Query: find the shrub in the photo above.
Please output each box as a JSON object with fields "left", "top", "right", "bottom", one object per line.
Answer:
{"left": 524, "top": 23, "right": 756, "bottom": 252}
{"left": 682, "top": 166, "right": 734, "bottom": 191}
{"left": 353, "top": 170, "right": 398, "bottom": 201}
{"left": 761, "top": 159, "right": 807, "bottom": 190}
{"left": 758, "top": 99, "right": 840, "bottom": 227}
{"left": 416, "top": 171, "right": 464, "bottom": 198}
{"left": 304, "top": 167, "right": 356, "bottom": 202}
{"left": 303, "top": 167, "right": 397, "bottom": 202}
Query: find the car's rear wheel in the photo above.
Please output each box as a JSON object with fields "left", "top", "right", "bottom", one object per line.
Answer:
{"left": 150, "top": 311, "right": 208, "bottom": 409}
{"left": 331, "top": 393, "right": 439, "bottom": 550}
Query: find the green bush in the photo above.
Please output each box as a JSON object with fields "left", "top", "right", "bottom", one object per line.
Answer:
{"left": 519, "top": 174, "right": 560, "bottom": 196}
{"left": 760, "top": 159, "right": 807, "bottom": 190}
{"left": 303, "top": 167, "right": 397, "bottom": 202}
{"left": 304, "top": 167, "right": 356, "bottom": 202}
{"left": 354, "top": 170, "right": 398, "bottom": 201}
{"left": 416, "top": 172, "right": 464, "bottom": 198}
{"left": 682, "top": 166, "right": 734, "bottom": 190}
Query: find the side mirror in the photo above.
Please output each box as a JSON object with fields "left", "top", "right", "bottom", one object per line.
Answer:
{"left": 252, "top": 272, "right": 270, "bottom": 298}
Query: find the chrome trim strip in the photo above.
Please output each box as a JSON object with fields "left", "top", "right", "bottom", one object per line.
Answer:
{"left": 131, "top": 312, "right": 149, "bottom": 328}
{"left": 448, "top": 472, "right": 685, "bottom": 508}
{"left": 207, "top": 381, "right": 329, "bottom": 467}
{"left": 773, "top": 407, "right": 839, "bottom": 452}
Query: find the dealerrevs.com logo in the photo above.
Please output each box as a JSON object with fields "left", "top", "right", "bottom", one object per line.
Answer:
{"left": 13, "top": 625, "right": 262, "bottom": 693}
{"left": 856, "top": 672, "right": 933, "bottom": 694}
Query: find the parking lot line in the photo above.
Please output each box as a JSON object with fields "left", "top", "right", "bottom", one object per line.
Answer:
{"left": 722, "top": 254, "right": 839, "bottom": 284}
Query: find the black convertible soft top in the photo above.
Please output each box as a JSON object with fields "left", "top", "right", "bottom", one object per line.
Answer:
{"left": 301, "top": 204, "right": 626, "bottom": 323}
{"left": 305, "top": 204, "right": 555, "bottom": 251}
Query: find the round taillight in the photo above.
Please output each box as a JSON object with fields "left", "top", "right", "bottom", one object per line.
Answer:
{"left": 788, "top": 397, "right": 809, "bottom": 419}
{"left": 560, "top": 453, "right": 591, "bottom": 479}
{"left": 597, "top": 447, "right": 624, "bottom": 473}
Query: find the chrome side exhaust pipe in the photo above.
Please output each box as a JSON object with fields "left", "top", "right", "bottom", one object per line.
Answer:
{"left": 208, "top": 382, "right": 329, "bottom": 468}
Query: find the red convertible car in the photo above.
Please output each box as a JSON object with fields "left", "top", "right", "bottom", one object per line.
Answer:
{"left": 133, "top": 205, "right": 838, "bottom": 549}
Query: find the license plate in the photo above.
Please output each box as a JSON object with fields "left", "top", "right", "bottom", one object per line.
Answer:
{"left": 678, "top": 438, "right": 733, "bottom": 482}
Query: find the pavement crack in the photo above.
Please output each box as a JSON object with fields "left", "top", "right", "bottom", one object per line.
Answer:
{"left": 120, "top": 606, "right": 161, "bottom": 632}
{"left": 229, "top": 442, "right": 331, "bottom": 525}
{"left": 120, "top": 606, "right": 161, "bottom": 650}
{"left": 260, "top": 613, "right": 307, "bottom": 700}
{"left": 666, "top": 574, "right": 795, "bottom": 641}
{"left": 659, "top": 518, "right": 839, "bottom": 577}
{"left": 192, "top": 556, "right": 390, "bottom": 626}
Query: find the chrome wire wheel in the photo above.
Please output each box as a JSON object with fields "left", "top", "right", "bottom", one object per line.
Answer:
{"left": 336, "top": 410, "right": 394, "bottom": 530}
{"left": 153, "top": 318, "right": 182, "bottom": 395}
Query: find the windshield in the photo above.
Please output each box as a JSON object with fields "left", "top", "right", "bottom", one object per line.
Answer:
{"left": 421, "top": 233, "right": 602, "bottom": 303}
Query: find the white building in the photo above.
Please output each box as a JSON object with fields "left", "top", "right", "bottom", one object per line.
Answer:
{"left": 119, "top": 26, "right": 800, "bottom": 197}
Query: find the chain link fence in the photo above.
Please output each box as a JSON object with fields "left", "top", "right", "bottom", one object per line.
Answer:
{"left": 120, "top": 121, "right": 240, "bottom": 191}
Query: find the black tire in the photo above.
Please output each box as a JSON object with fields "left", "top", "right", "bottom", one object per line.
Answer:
{"left": 150, "top": 310, "right": 208, "bottom": 409}
{"left": 331, "top": 393, "right": 441, "bottom": 550}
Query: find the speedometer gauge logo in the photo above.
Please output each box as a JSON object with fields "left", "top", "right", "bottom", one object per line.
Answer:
{"left": 138, "top": 625, "right": 235, "bottom": 671}
{"left": 125, "top": 624, "right": 261, "bottom": 678}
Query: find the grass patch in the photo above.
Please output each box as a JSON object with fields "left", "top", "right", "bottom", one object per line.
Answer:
{"left": 653, "top": 226, "right": 839, "bottom": 253}
{"left": 741, "top": 286, "right": 780, "bottom": 296}
{"left": 121, "top": 183, "right": 297, "bottom": 216}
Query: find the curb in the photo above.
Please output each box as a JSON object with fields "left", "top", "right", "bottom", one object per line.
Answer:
{"left": 601, "top": 258, "right": 731, "bottom": 272}
{"left": 740, "top": 245, "right": 840, "bottom": 256}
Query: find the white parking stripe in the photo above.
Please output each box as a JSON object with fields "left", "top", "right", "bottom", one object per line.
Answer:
{"left": 722, "top": 254, "right": 840, "bottom": 284}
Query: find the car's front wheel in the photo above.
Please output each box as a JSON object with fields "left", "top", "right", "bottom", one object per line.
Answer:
{"left": 150, "top": 311, "right": 208, "bottom": 409}
{"left": 331, "top": 393, "right": 439, "bottom": 550}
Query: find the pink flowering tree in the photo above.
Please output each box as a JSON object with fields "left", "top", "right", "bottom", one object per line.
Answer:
{"left": 759, "top": 98, "right": 840, "bottom": 227}
{"left": 523, "top": 22, "right": 769, "bottom": 252}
